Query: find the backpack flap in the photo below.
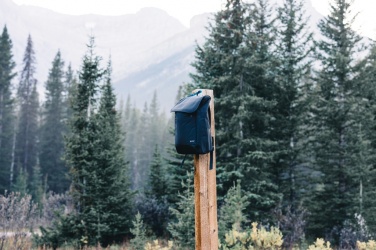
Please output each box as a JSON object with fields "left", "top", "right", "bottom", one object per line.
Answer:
{"left": 171, "top": 95, "right": 207, "bottom": 113}
{"left": 171, "top": 95, "right": 212, "bottom": 155}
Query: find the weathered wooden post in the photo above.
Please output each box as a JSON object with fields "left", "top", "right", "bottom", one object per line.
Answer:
{"left": 194, "top": 89, "right": 218, "bottom": 250}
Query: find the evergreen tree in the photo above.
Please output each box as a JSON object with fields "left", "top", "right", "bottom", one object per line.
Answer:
{"left": 90, "top": 60, "right": 133, "bottom": 245}
{"left": 65, "top": 42, "right": 133, "bottom": 246}
{"left": 130, "top": 212, "right": 147, "bottom": 250}
{"left": 13, "top": 167, "right": 28, "bottom": 196}
{"left": 0, "top": 25, "right": 16, "bottom": 193}
{"left": 15, "top": 34, "right": 39, "bottom": 188}
{"left": 39, "top": 50, "right": 69, "bottom": 193}
{"left": 148, "top": 145, "right": 167, "bottom": 200}
{"left": 31, "top": 161, "right": 44, "bottom": 205}
{"left": 359, "top": 41, "right": 376, "bottom": 233}
{"left": 218, "top": 181, "right": 249, "bottom": 241}
{"left": 139, "top": 145, "right": 170, "bottom": 237}
{"left": 306, "top": 0, "right": 369, "bottom": 242}
{"left": 191, "top": 0, "right": 280, "bottom": 221}
{"left": 272, "top": 0, "right": 314, "bottom": 209}
{"left": 168, "top": 171, "right": 195, "bottom": 249}
{"left": 136, "top": 102, "right": 150, "bottom": 190}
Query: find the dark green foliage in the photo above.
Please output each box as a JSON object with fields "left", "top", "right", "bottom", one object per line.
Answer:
{"left": 191, "top": 0, "right": 280, "bottom": 222}
{"left": 0, "top": 25, "right": 16, "bottom": 193}
{"left": 40, "top": 50, "right": 70, "bottom": 193}
{"left": 34, "top": 214, "right": 82, "bottom": 250}
{"left": 60, "top": 38, "right": 133, "bottom": 246}
{"left": 136, "top": 145, "right": 170, "bottom": 237}
{"left": 130, "top": 212, "right": 147, "bottom": 250}
{"left": 148, "top": 145, "right": 167, "bottom": 200}
{"left": 12, "top": 167, "right": 28, "bottom": 196}
{"left": 272, "top": 0, "right": 314, "bottom": 210}
{"left": 168, "top": 171, "right": 195, "bottom": 249}
{"left": 305, "top": 0, "right": 371, "bottom": 243}
{"left": 218, "top": 180, "right": 249, "bottom": 241}
{"left": 15, "top": 34, "right": 39, "bottom": 189}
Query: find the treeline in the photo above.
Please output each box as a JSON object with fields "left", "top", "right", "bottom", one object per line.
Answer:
{"left": 191, "top": 0, "right": 376, "bottom": 248}
{"left": 1, "top": 0, "right": 376, "bottom": 248}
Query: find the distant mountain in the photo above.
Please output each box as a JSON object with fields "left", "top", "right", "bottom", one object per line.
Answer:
{"left": 1, "top": 0, "right": 325, "bottom": 111}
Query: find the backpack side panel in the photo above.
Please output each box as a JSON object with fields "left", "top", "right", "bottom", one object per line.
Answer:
{"left": 175, "top": 112, "right": 197, "bottom": 154}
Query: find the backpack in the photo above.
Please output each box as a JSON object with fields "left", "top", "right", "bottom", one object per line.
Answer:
{"left": 171, "top": 90, "right": 214, "bottom": 169}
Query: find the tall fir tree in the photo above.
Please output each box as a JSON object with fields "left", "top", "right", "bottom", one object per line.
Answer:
{"left": 306, "top": 0, "right": 370, "bottom": 243}
{"left": 39, "top": 50, "right": 69, "bottom": 193}
{"left": 0, "top": 25, "right": 16, "bottom": 193}
{"left": 89, "top": 60, "right": 133, "bottom": 245}
{"left": 272, "top": 0, "right": 314, "bottom": 210}
{"left": 15, "top": 34, "right": 39, "bottom": 189}
{"left": 191, "top": 0, "right": 280, "bottom": 222}
{"left": 358, "top": 41, "right": 376, "bottom": 233}
{"left": 65, "top": 40, "right": 133, "bottom": 246}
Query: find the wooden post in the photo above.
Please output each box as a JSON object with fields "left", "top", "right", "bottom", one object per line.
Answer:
{"left": 194, "top": 89, "right": 218, "bottom": 250}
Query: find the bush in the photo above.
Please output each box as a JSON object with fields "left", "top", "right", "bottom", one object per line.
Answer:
{"left": 307, "top": 238, "right": 332, "bottom": 250}
{"left": 357, "top": 240, "right": 376, "bottom": 250}
{"left": 0, "top": 192, "right": 38, "bottom": 250}
{"left": 221, "top": 222, "right": 283, "bottom": 249}
{"left": 145, "top": 240, "right": 173, "bottom": 250}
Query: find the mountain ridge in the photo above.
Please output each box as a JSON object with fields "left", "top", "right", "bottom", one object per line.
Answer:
{"left": 2, "top": 0, "right": 325, "bottom": 111}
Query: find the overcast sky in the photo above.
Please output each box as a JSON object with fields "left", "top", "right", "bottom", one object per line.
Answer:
{"left": 12, "top": 0, "right": 376, "bottom": 39}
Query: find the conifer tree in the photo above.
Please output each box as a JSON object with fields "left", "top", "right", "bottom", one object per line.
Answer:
{"left": 0, "top": 25, "right": 16, "bottom": 193}
{"left": 218, "top": 181, "right": 249, "bottom": 241}
{"left": 65, "top": 42, "right": 133, "bottom": 246}
{"left": 168, "top": 171, "right": 195, "bottom": 249}
{"left": 39, "top": 50, "right": 69, "bottom": 193}
{"left": 272, "top": 0, "right": 314, "bottom": 209}
{"left": 191, "top": 0, "right": 280, "bottom": 221}
{"left": 15, "top": 34, "right": 39, "bottom": 188}
{"left": 306, "top": 0, "right": 370, "bottom": 242}
{"left": 13, "top": 167, "right": 28, "bottom": 196}
{"left": 358, "top": 42, "right": 376, "bottom": 233}
{"left": 140, "top": 145, "right": 170, "bottom": 237}
{"left": 90, "top": 60, "right": 133, "bottom": 245}
{"left": 130, "top": 212, "right": 147, "bottom": 250}
{"left": 148, "top": 145, "right": 167, "bottom": 200}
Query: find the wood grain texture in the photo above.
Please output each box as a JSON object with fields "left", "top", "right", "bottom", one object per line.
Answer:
{"left": 194, "top": 89, "right": 218, "bottom": 250}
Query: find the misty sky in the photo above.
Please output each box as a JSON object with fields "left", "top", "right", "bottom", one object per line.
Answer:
{"left": 11, "top": 0, "right": 376, "bottom": 39}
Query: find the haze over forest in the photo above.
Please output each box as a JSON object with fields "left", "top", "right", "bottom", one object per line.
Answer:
{"left": 0, "top": 0, "right": 323, "bottom": 110}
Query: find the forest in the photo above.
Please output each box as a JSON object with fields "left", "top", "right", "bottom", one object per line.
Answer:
{"left": 1, "top": 0, "right": 376, "bottom": 249}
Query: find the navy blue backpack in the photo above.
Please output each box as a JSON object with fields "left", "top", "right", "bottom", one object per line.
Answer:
{"left": 171, "top": 91, "right": 214, "bottom": 169}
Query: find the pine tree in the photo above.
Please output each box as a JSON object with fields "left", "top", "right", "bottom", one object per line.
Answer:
{"left": 65, "top": 43, "right": 133, "bottom": 246}
{"left": 148, "top": 145, "right": 167, "bottom": 200}
{"left": 218, "top": 181, "right": 249, "bottom": 241}
{"left": 140, "top": 145, "right": 170, "bottom": 237}
{"left": 168, "top": 171, "right": 195, "bottom": 249}
{"left": 130, "top": 212, "right": 147, "bottom": 250}
{"left": 90, "top": 60, "right": 133, "bottom": 245}
{"left": 31, "top": 161, "right": 44, "bottom": 205}
{"left": 0, "top": 25, "right": 16, "bottom": 193}
{"left": 272, "top": 0, "right": 314, "bottom": 210}
{"left": 191, "top": 0, "right": 280, "bottom": 221}
{"left": 358, "top": 41, "right": 376, "bottom": 233}
{"left": 13, "top": 167, "right": 28, "bottom": 196}
{"left": 306, "top": 0, "right": 369, "bottom": 242}
{"left": 15, "top": 34, "right": 39, "bottom": 189}
{"left": 39, "top": 50, "right": 69, "bottom": 193}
